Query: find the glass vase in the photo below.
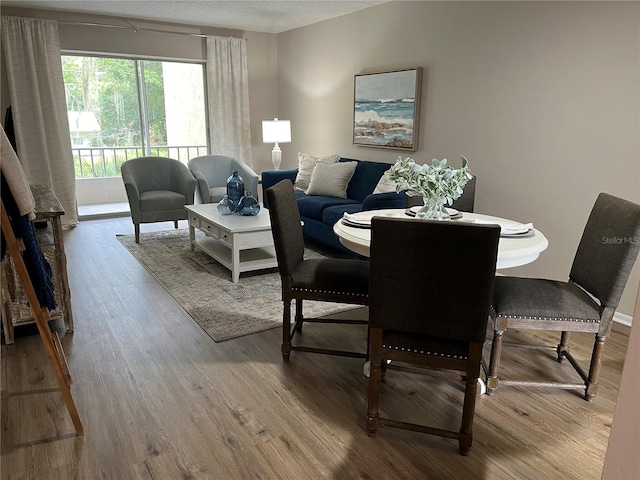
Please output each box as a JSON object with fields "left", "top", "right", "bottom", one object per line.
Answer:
{"left": 226, "top": 171, "right": 244, "bottom": 212}
{"left": 415, "top": 195, "right": 448, "bottom": 220}
{"left": 238, "top": 192, "right": 261, "bottom": 216}
{"left": 216, "top": 194, "right": 234, "bottom": 215}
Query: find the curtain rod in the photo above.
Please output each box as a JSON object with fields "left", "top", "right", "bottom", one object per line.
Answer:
{"left": 57, "top": 20, "right": 219, "bottom": 39}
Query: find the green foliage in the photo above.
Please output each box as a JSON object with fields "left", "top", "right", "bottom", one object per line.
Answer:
{"left": 62, "top": 56, "right": 167, "bottom": 148}
{"left": 388, "top": 155, "right": 472, "bottom": 205}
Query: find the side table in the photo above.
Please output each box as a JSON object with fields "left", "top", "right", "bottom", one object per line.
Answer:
{"left": 1, "top": 184, "right": 74, "bottom": 343}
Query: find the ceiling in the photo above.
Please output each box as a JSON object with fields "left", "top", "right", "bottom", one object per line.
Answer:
{"left": 1, "top": 0, "right": 389, "bottom": 34}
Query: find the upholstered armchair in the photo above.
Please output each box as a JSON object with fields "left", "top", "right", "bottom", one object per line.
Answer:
{"left": 121, "top": 156, "right": 196, "bottom": 243}
{"left": 188, "top": 155, "right": 259, "bottom": 204}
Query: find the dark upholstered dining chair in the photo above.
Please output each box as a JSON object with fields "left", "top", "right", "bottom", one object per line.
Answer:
{"left": 266, "top": 179, "right": 370, "bottom": 360}
{"left": 367, "top": 217, "right": 500, "bottom": 455}
{"left": 486, "top": 193, "right": 640, "bottom": 401}
{"left": 121, "top": 157, "right": 196, "bottom": 243}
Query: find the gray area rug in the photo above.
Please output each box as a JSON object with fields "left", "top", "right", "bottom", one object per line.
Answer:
{"left": 116, "top": 229, "right": 352, "bottom": 342}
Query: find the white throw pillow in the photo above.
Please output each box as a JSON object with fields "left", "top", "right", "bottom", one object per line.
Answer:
{"left": 306, "top": 161, "right": 357, "bottom": 198}
{"left": 373, "top": 170, "right": 398, "bottom": 194}
{"left": 294, "top": 152, "right": 340, "bottom": 192}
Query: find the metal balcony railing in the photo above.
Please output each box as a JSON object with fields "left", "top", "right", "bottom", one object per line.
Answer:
{"left": 72, "top": 145, "right": 208, "bottom": 179}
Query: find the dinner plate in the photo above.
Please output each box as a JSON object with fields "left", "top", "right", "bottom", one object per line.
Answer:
{"left": 473, "top": 218, "right": 534, "bottom": 237}
{"left": 341, "top": 211, "right": 398, "bottom": 228}
{"left": 406, "top": 206, "right": 461, "bottom": 219}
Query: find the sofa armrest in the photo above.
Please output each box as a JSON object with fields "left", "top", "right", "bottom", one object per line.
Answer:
{"left": 262, "top": 169, "right": 298, "bottom": 208}
{"left": 361, "top": 191, "right": 407, "bottom": 211}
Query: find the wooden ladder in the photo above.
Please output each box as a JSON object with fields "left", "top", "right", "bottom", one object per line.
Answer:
{"left": 1, "top": 201, "right": 83, "bottom": 435}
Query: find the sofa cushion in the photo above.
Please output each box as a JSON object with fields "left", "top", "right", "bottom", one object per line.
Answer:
{"left": 345, "top": 159, "right": 393, "bottom": 202}
{"left": 297, "top": 193, "right": 358, "bottom": 221}
{"left": 306, "top": 161, "right": 357, "bottom": 198}
{"left": 322, "top": 203, "right": 364, "bottom": 226}
{"left": 294, "top": 152, "right": 340, "bottom": 192}
{"left": 373, "top": 170, "right": 398, "bottom": 194}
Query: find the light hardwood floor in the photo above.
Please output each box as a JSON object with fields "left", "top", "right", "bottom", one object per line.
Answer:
{"left": 1, "top": 217, "right": 630, "bottom": 479}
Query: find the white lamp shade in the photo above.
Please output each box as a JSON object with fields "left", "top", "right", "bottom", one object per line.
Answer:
{"left": 262, "top": 119, "right": 291, "bottom": 144}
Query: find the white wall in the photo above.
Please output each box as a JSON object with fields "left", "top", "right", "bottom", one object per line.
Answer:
{"left": 277, "top": 1, "right": 640, "bottom": 316}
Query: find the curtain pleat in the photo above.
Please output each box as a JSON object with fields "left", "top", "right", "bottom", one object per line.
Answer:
{"left": 1, "top": 16, "right": 78, "bottom": 227}
{"left": 206, "top": 36, "right": 253, "bottom": 168}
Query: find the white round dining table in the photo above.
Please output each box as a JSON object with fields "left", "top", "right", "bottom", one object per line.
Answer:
{"left": 333, "top": 209, "right": 549, "bottom": 269}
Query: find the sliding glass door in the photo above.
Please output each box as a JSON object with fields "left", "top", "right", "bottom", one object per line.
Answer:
{"left": 62, "top": 55, "right": 208, "bottom": 179}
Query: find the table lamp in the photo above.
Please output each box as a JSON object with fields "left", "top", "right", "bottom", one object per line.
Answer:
{"left": 262, "top": 118, "right": 291, "bottom": 170}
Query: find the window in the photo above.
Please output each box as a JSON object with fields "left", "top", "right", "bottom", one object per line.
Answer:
{"left": 62, "top": 55, "right": 208, "bottom": 178}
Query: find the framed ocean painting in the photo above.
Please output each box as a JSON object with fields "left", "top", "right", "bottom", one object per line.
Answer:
{"left": 353, "top": 67, "right": 422, "bottom": 151}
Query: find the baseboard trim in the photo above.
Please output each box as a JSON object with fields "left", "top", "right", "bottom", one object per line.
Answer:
{"left": 614, "top": 312, "right": 633, "bottom": 327}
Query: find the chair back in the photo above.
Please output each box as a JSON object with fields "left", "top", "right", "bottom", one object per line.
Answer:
{"left": 370, "top": 217, "right": 500, "bottom": 343}
{"left": 570, "top": 192, "right": 640, "bottom": 308}
{"left": 188, "top": 155, "right": 236, "bottom": 186}
{"left": 121, "top": 156, "right": 187, "bottom": 192}
{"left": 266, "top": 180, "right": 306, "bottom": 277}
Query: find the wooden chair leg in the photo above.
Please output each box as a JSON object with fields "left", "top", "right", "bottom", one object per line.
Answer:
{"left": 366, "top": 329, "right": 383, "bottom": 436}
{"left": 557, "top": 331, "right": 570, "bottom": 362}
{"left": 294, "top": 299, "right": 304, "bottom": 333}
{"left": 281, "top": 300, "right": 292, "bottom": 361}
{"left": 135, "top": 224, "right": 140, "bottom": 243}
{"left": 486, "top": 329, "right": 504, "bottom": 394}
{"left": 585, "top": 334, "right": 606, "bottom": 401}
{"left": 459, "top": 345, "right": 482, "bottom": 455}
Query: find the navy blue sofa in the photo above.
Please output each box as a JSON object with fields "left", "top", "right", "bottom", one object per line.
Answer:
{"left": 262, "top": 158, "right": 406, "bottom": 252}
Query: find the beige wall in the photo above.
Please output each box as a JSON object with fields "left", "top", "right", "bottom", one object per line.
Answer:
{"left": 277, "top": 1, "right": 640, "bottom": 316}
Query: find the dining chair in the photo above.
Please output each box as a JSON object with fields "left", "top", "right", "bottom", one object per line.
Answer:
{"left": 367, "top": 217, "right": 500, "bottom": 455}
{"left": 486, "top": 192, "right": 640, "bottom": 400}
{"left": 121, "top": 157, "right": 196, "bottom": 243}
{"left": 265, "top": 179, "right": 370, "bottom": 360}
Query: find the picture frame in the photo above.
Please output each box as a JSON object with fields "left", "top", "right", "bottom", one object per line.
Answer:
{"left": 353, "top": 67, "right": 422, "bottom": 152}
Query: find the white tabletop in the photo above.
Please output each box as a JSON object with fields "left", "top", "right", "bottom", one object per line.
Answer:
{"left": 333, "top": 209, "right": 549, "bottom": 269}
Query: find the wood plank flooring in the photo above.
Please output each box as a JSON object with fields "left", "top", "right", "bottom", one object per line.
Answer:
{"left": 1, "top": 217, "right": 630, "bottom": 479}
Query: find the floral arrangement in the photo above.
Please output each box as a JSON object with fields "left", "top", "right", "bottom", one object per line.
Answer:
{"left": 387, "top": 155, "right": 472, "bottom": 206}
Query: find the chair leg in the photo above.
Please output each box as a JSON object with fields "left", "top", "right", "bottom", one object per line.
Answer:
{"left": 135, "top": 224, "right": 140, "bottom": 244}
{"left": 585, "top": 334, "right": 606, "bottom": 401}
{"left": 281, "top": 300, "right": 292, "bottom": 361}
{"left": 486, "top": 329, "right": 504, "bottom": 394}
{"left": 367, "top": 329, "right": 383, "bottom": 436}
{"left": 459, "top": 346, "right": 482, "bottom": 455}
{"left": 557, "top": 331, "right": 570, "bottom": 363}
{"left": 174, "top": 220, "right": 179, "bottom": 229}
{"left": 294, "top": 300, "right": 304, "bottom": 332}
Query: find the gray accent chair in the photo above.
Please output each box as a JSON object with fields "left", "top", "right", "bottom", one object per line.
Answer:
{"left": 121, "top": 156, "right": 196, "bottom": 243}
{"left": 367, "top": 217, "right": 500, "bottom": 455}
{"left": 486, "top": 192, "right": 640, "bottom": 401}
{"left": 265, "top": 179, "right": 370, "bottom": 360}
{"left": 188, "top": 155, "right": 259, "bottom": 204}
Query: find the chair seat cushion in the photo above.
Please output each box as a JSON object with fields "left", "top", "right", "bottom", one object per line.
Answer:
{"left": 292, "top": 258, "right": 369, "bottom": 299}
{"left": 383, "top": 331, "right": 470, "bottom": 360}
{"left": 492, "top": 277, "right": 601, "bottom": 322}
{"left": 209, "top": 186, "right": 226, "bottom": 202}
{"left": 140, "top": 190, "right": 187, "bottom": 211}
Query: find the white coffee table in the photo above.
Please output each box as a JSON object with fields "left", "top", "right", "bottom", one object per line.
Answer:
{"left": 185, "top": 204, "right": 277, "bottom": 283}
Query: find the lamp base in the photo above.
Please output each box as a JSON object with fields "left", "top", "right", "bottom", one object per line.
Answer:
{"left": 271, "top": 143, "right": 282, "bottom": 170}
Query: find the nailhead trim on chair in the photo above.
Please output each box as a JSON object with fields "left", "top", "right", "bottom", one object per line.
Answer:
{"left": 292, "top": 287, "right": 368, "bottom": 297}
{"left": 383, "top": 344, "right": 468, "bottom": 360}
{"left": 498, "top": 314, "right": 599, "bottom": 323}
